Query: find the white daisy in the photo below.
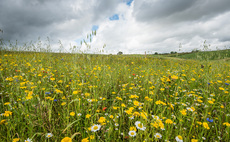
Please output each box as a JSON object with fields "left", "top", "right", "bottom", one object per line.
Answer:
{"left": 46, "top": 133, "right": 53, "bottom": 138}
{"left": 152, "top": 115, "right": 159, "bottom": 120}
{"left": 25, "top": 138, "right": 32, "bottom": 142}
{"left": 175, "top": 135, "right": 183, "bottom": 142}
{"left": 154, "top": 133, "right": 162, "bottom": 139}
{"left": 135, "top": 121, "right": 146, "bottom": 131}
{"left": 186, "top": 107, "right": 193, "bottom": 111}
{"left": 128, "top": 130, "right": 136, "bottom": 137}
{"left": 91, "top": 124, "right": 101, "bottom": 132}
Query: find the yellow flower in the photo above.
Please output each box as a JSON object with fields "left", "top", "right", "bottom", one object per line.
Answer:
{"left": 61, "top": 137, "right": 72, "bottom": 142}
{"left": 113, "top": 106, "right": 119, "bottom": 110}
{"left": 133, "top": 112, "right": 140, "bottom": 117}
{"left": 165, "top": 119, "right": 173, "bottom": 124}
{"left": 160, "top": 88, "right": 165, "bottom": 91}
{"left": 129, "top": 126, "right": 137, "bottom": 131}
{"left": 191, "top": 107, "right": 195, "bottom": 111}
{"left": 208, "top": 100, "right": 214, "bottom": 104}
{"left": 98, "top": 117, "right": 106, "bottom": 124}
{"left": 90, "top": 135, "right": 95, "bottom": 140}
{"left": 81, "top": 137, "right": 89, "bottom": 142}
{"left": 133, "top": 101, "right": 140, "bottom": 106}
{"left": 85, "top": 93, "right": 90, "bottom": 97}
{"left": 191, "top": 139, "right": 198, "bottom": 142}
{"left": 121, "top": 103, "right": 126, "bottom": 107}
{"left": 140, "top": 112, "right": 147, "bottom": 119}
{"left": 220, "top": 105, "right": 224, "bottom": 108}
{"left": 3, "top": 111, "right": 12, "bottom": 117}
{"left": 171, "top": 75, "right": 178, "bottom": 80}
{"left": 0, "top": 119, "right": 6, "bottom": 124}
{"left": 50, "top": 78, "right": 55, "bottom": 81}
{"left": 12, "top": 138, "right": 20, "bottom": 142}
{"left": 180, "top": 109, "right": 187, "bottom": 116}
{"left": 219, "top": 87, "right": 224, "bottom": 91}
{"left": 4, "top": 102, "right": 10, "bottom": 105}
{"left": 86, "top": 114, "right": 91, "bottom": 118}
{"left": 116, "top": 97, "right": 122, "bottom": 100}
{"left": 61, "top": 102, "right": 66, "bottom": 106}
{"left": 73, "top": 91, "right": 79, "bottom": 94}
{"left": 223, "top": 122, "right": 230, "bottom": 127}
{"left": 203, "top": 122, "right": 210, "bottom": 129}
{"left": 70, "top": 112, "right": 75, "bottom": 116}
{"left": 191, "top": 78, "right": 196, "bottom": 81}
{"left": 196, "top": 121, "right": 202, "bottom": 125}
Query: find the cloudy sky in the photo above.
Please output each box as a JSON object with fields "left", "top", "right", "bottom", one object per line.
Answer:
{"left": 1, "top": 0, "right": 230, "bottom": 54}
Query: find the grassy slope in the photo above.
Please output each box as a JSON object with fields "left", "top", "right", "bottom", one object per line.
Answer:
{"left": 163, "top": 49, "right": 230, "bottom": 61}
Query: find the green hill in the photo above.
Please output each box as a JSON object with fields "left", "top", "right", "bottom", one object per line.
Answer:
{"left": 153, "top": 49, "right": 230, "bottom": 61}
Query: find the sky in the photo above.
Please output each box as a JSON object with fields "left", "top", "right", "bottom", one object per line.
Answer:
{"left": 1, "top": 0, "right": 230, "bottom": 54}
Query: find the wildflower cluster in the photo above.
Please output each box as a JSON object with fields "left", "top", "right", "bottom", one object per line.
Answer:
{"left": 0, "top": 52, "right": 229, "bottom": 141}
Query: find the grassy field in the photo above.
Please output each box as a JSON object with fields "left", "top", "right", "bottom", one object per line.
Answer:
{"left": 0, "top": 50, "right": 230, "bottom": 142}
{"left": 158, "top": 49, "right": 230, "bottom": 61}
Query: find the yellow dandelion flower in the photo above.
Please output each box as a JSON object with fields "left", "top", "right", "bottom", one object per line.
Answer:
{"left": 180, "top": 109, "right": 187, "bottom": 116}
{"left": 203, "top": 122, "right": 210, "bottom": 129}
{"left": 61, "top": 137, "right": 72, "bottom": 142}
{"left": 70, "top": 112, "right": 75, "bottom": 116}
{"left": 12, "top": 138, "right": 20, "bottom": 142}
{"left": 165, "top": 119, "right": 173, "bottom": 124}
{"left": 86, "top": 114, "right": 91, "bottom": 118}
{"left": 81, "top": 137, "right": 89, "bottom": 142}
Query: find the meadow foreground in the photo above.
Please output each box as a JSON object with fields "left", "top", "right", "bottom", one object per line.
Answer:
{"left": 0, "top": 52, "right": 230, "bottom": 142}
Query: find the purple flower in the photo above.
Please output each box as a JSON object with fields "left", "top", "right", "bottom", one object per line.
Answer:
{"left": 206, "top": 118, "right": 213, "bottom": 122}
{"left": 54, "top": 99, "right": 58, "bottom": 102}
{"left": 208, "top": 83, "right": 211, "bottom": 85}
{"left": 225, "top": 83, "right": 229, "bottom": 85}
{"left": 45, "top": 92, "right": 50, "bottom": 95}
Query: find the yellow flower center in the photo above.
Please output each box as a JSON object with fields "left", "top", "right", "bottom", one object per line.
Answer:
{"left": 93, "top": 126, "right": 98, "bottom": 130}
{"left": 131, "top": 132, "right": 134, "bottom": 135}
{"left": 138, "top": 123, "right": 143, "bottom": 128}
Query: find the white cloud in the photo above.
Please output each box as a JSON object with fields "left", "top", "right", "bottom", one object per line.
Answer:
{"left": 0, "top": 0, "right": 230, "bottom": 54}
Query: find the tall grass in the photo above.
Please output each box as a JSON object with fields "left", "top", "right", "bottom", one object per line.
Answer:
{"left": 1, "top": 48, "right": 230, "bottom": 141}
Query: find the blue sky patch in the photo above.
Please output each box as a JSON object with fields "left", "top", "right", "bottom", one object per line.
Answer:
{"left": 109, "top": 14, "right": 119, "bottom": 21}
{"left": 126, "top": 0, "right": 133, "bottom": 6}
{"left": 92, "top": 25, "right": 99, "bottom": 31}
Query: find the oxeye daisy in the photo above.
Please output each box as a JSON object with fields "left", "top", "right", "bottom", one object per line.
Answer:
{"left": 91, "top": 124, "right": 101, "bottom": 132}
{"left": 128, "top": 130, "right": 136, "bottom": 137}
{"left": 46, "top": 133, "right": 53, "bottom": 138}
{"left": 154, "top": 133, "right": 162, "bottom": 139}
{"left": 152, "top": 115, "right": 159, "bottom": 120}
{"left": 175, "top": 135, "right": 183, "bottom": 142}
{"left": 135, "top": 121, "right": 146, "bottom": 131}
{"left": 186, "top": 107, "right": 193, "bottom": 112}
{"left": 25, "top": 138, "right": 32, "bottom": 142}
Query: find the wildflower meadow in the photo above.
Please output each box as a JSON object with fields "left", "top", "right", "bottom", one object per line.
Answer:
{"left": 0, "top": 51, "right": 230, "bottom": 142}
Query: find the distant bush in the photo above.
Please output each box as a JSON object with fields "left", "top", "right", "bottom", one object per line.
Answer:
{"left": 117, "top": 51, "right": 123, "bottom": 55}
